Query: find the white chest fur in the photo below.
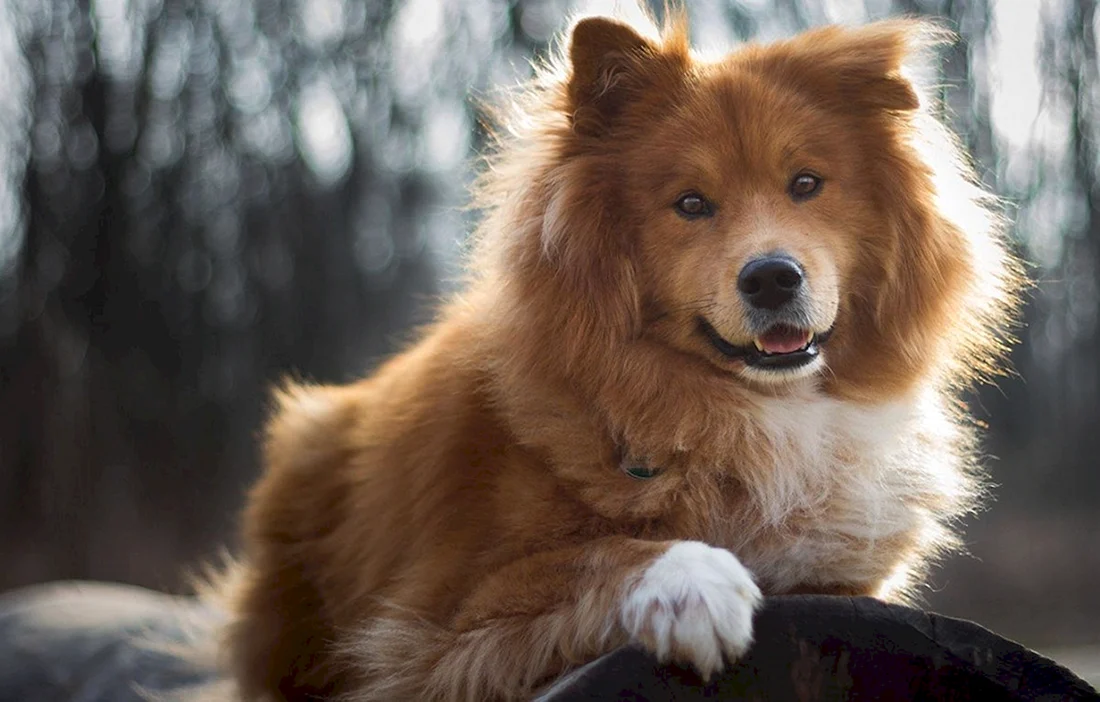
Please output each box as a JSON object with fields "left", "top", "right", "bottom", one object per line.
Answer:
{"left": 725, "top": 388, "right": 972, "bottom": 595}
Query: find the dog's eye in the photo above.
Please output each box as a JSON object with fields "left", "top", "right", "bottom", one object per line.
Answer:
{"left": 674, "top": 192, "right": 713, "bottom": 219}
{"left": 621, "top": 460, "right": 661, "bottom": 480}
{"left": 789, "top": 173, "right": 823, "bottom": 201}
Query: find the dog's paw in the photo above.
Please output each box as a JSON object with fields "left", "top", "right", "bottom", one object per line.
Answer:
{"left": 619, "top": 541, "right": 763, "bottom": 680}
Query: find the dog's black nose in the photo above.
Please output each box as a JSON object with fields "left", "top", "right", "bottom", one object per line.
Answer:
{"left": 737, "top": 256, "right": 804, "bottom": 310}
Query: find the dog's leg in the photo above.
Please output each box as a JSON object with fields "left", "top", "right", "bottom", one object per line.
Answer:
{"left": 348, "top": 537, "right": 763, "bottom": 702}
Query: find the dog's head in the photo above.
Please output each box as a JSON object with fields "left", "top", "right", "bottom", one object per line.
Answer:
{"left": 478, "top": 9, "right": 1021, "bottom": 403}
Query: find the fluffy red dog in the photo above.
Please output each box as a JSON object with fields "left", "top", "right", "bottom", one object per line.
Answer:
{"left": 217, "top": 7, "right": 1022, "bottom": 701}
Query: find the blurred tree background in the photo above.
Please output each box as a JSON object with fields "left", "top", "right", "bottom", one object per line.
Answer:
{"left": 0, "top": 0, "right": 1097, "bottom": 654}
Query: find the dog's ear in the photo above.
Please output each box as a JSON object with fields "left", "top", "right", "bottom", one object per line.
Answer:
{"left": 763, "top": 20, "right": 944, "bottom": 113}
{"left": 566, "top": 17, "right": 660, "bottom": 134}
{"left": 824, "top": 21, "right": 933, "bottom": 111}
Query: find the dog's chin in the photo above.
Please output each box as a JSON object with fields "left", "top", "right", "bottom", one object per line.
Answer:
{"left": 696, "top": 317, "right": 833, "bottom": 384}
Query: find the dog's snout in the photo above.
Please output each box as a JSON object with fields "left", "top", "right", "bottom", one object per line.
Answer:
{"left": 737, "top": 256, "right": 804, "bottom": 310}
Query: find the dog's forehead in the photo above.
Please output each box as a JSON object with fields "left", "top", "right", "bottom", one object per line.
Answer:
{"left": 707, "top": 68, "right": 838, "bottom": 138}
{"left": 638, "top": 70, "right": 851, "bottom": 182}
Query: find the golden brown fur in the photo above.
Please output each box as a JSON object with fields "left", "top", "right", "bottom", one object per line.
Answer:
{"left": 218, "top": 7, "right": 1023, "bottom": 701}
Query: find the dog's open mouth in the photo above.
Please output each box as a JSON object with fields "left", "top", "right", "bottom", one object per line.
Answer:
{"left": 698, "top": 318, "right": 833, "bottom": 370}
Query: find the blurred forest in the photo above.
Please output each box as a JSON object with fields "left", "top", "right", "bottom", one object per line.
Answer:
{"left": 0, "top": 0, "right": 1097, "bottom": 652}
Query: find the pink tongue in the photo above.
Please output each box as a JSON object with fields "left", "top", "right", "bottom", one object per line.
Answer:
{"left": 760, "top": 328, "right": 810, "bottom": 354}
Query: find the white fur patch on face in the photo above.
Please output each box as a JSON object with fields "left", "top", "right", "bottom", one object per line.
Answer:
{"left": 620, "top": 541, "right": 763, "bottom": 679}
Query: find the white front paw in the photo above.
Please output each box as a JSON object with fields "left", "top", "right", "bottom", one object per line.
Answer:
{"left": 620, "top": 541, "right": 763, "bottom": 679}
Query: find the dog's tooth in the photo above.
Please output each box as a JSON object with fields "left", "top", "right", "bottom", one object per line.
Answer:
{"left": 753, "top": 338, "right": 765, "bottom": 352}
